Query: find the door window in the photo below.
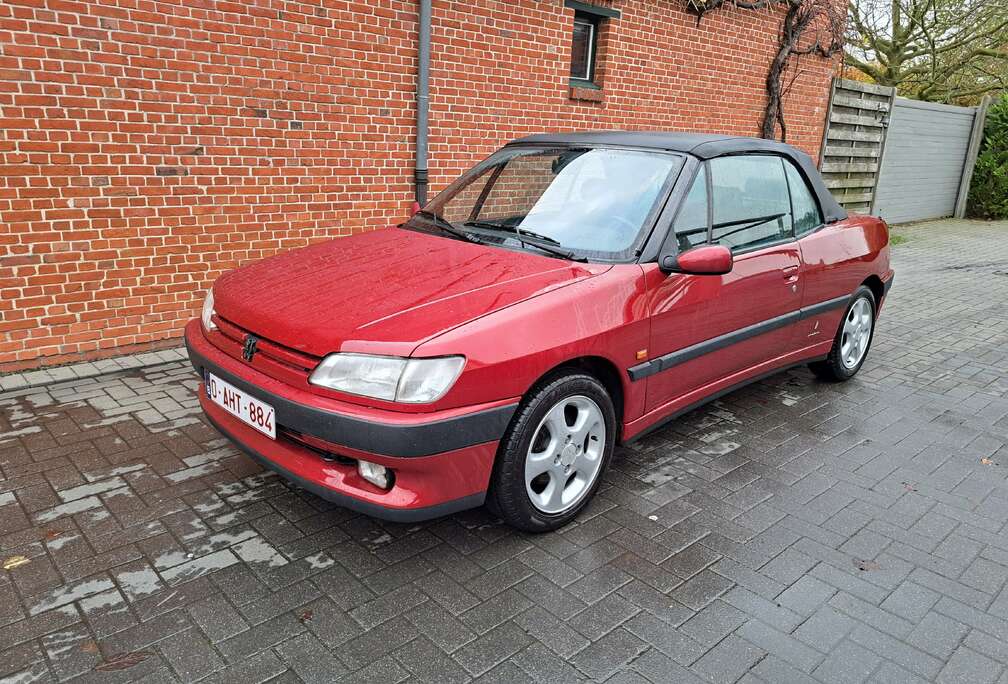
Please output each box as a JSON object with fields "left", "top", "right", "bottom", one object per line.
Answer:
{"left": 709, "top": 155, "right": 793, "bottom": 252}
{"left": 671, "top": 166, "right": 709, "bottom": 251}
{"left": 784, "top": 161, "right": 823, "bottom": 237}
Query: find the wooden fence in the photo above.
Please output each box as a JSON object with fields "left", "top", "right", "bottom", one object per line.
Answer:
{"left": 818, "top": 78, "right": 990, "bottom": 222}
{"left": 818, "top": 78, "right": 896, "bottom": 215}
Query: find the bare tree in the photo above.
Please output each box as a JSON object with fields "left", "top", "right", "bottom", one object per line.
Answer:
{"left": 687, "top": 0, "right": 845, "bottom": 140}
{"left": 846, "top": 0, "right": 1008, "bottom": 103}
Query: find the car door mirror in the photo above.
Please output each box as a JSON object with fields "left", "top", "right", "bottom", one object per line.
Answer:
{"left": 661, "top": 244, "right": 733, "bottom": 275}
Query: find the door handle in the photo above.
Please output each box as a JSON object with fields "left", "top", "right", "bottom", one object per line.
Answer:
{"left": 782, "top": 265, "right": 799, "bottom": 292}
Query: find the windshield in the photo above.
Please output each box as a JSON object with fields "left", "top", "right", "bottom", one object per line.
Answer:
{"left": 406, "top": 146, "right": 683, "bottom": 260}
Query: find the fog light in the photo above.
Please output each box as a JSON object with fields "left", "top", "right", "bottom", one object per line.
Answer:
{"left": 358, "top": 460, "right": 392, "bottom": 489}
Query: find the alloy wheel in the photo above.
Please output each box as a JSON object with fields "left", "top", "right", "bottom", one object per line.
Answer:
{"left": 840, "top": 297, "right": 873, "bottom": 369}
{"left": 524, "top": 395, "right": 606, "bottom": 514}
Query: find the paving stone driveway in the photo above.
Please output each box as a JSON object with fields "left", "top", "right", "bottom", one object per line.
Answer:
{"left": 3, "top": 219, "right": 1008, "bottom": 684}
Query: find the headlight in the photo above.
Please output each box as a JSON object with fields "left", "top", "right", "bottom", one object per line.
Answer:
{"left": 308, "top": 353, "right": 465, "bottom": 403}
{"left": 201, "top": 289, "right": 217, "bottom": 331}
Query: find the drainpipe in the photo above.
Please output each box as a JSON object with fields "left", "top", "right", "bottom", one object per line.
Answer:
{"left": 414, "top": 0, "right": 431, "bottom": 208}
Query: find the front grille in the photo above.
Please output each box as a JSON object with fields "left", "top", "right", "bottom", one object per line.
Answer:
{"left": 208, "top": 314, "right": 322, "bottom": 391}
{"left": 212, "top": 314, "right": 320, "bottom": 375}
{"left": 279, "top": 428, "right": 356, "bottom": 464}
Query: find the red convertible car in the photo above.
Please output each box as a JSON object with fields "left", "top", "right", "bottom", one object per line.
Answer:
{"left": 186, "top": 132, "right": 892, "bottom": 531}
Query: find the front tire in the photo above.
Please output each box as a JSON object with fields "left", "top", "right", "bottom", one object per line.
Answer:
{"left": 487, "top": 372, "right": 616, "bottom": 532}
{"left": 809, "top": 285, "right": 876, "bottom": 382}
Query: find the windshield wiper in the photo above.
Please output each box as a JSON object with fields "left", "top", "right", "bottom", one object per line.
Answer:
{"left": 712, "top": 213, "right": 788, "bottom": 240}
{"left": 464, "top": 220, "right": 587, "bottom": 262}
{"left": 465, "top": 220, "right": 561, "bottom": 244}
{"left": 416, "top": 210, "right": 484, "bottom": 244}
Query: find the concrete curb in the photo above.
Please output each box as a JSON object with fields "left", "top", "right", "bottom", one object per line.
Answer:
{"left": 0, "top": 347, "right": 189, "bottom": 393}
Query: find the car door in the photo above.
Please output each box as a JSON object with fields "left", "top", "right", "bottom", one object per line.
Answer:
{"left": 783, "top": 159, "right": 849, "bottom": 348}
{"left": 644, "top": 154, "right": 804, "bottom": 413}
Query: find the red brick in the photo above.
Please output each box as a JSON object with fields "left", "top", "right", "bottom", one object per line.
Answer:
{"left": 0, "top": 0, "right": 840, "bottom": 371}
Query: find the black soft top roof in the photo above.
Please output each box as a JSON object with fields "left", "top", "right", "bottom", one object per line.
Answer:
{"left": 508, "top": 131, "right": 848, "bottom": 223}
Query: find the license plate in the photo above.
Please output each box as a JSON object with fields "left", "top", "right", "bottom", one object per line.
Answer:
{"left": 205, "top": 371, "right": 276, "bottom": 439}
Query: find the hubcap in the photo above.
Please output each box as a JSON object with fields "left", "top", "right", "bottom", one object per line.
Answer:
{"left": 525, "top": 395, "right": 606, "bottom": 514}
{"left": 840, "top": 297, "right": 873, "bottom": 369}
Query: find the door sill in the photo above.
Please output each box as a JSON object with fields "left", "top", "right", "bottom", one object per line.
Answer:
{"left": 622, "top": 343, "right": 831, "bottom": 443}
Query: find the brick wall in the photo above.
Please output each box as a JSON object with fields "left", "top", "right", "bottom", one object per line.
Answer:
{"left": 0, "top": 0, "right": 839, "bottom": 371}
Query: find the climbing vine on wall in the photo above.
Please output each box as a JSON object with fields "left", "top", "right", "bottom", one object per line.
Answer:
{"left": 686, "top": 0, "right": 845, "bottom": 141}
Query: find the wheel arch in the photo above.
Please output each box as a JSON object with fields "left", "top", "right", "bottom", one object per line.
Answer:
{"left": 861, "top": 275, "right": 884, "bottom": 311}
{"left": 531, "top": 355, "right": 626, "bottom": 439}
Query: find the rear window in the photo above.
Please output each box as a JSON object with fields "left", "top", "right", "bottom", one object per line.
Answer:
{"left": 784, "top": 160, "right": 823, "bottom": 236}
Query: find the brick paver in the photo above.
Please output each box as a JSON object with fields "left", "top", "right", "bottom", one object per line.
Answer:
{"left": 2, "top": 219, "right": 1007, "bottom": 683}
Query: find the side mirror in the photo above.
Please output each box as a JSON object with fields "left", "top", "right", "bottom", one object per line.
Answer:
{"left": 661, "top": 244, "right": 733, "bottom": 275}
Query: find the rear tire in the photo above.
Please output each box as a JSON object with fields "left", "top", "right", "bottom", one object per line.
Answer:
{"left": 487, "top": 372, "right": 615, "bottom": 532}
{"left": 809, "top": 285, "right": 876, "bottom": 382}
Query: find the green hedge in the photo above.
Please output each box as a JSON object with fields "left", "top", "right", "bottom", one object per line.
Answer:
{"left": 968, "top": 95, "right": 1008, "bottom": 220}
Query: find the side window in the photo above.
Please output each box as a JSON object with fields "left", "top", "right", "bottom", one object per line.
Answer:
{"left": 709, "top": 155, "right": 793, "bottom": 252}
{"left": 672, "top": 166, "right": 709, "bottom": 251}
{"left": 784, "top": 161, "right": 823, "bottom": 237}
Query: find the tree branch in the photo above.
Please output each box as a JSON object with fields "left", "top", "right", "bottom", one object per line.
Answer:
{"left": 847, "top": 0, "right": 1008, "bottom": 104}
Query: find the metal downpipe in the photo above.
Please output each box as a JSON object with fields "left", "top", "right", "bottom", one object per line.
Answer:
{"left": 415, "top": 0, "right": 431, "bottom": 207}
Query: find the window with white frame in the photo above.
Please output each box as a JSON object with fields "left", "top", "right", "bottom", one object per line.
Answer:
{"left": 565, "top": 1, "right": 619, "bottom": 87}
{"left": 570, "top": 13, "right": 598, "bottom": 83}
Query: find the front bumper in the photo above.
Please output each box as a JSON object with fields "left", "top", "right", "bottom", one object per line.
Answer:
{"left": 185, "top": 320, "right": 516, "bottom": 522}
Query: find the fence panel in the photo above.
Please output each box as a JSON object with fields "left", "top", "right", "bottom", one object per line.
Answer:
{"left": 873, "top": 98, "right": 979, "bottom": 223}
{"left": 818, "top": 78, "right": 895, "bottom": 215}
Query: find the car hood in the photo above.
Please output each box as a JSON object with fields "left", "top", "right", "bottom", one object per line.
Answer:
{"left": 213, "top": 227, "right": 610, "bottom": 358}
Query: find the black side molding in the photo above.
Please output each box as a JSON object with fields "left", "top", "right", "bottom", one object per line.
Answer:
{"left": 624, "top": 357, "right": 828, "bottom": 444}
{"left": 205, "top": 411, "right": 485, "bottom": 522}
{"left": 186, "top": 339, "right": 516, "bottom": 458}
{"left": 628, "top": 295, "right": 850, "bottom": 382}
{"left": 798, "top": 294, "right": 851, "bottom": 320}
